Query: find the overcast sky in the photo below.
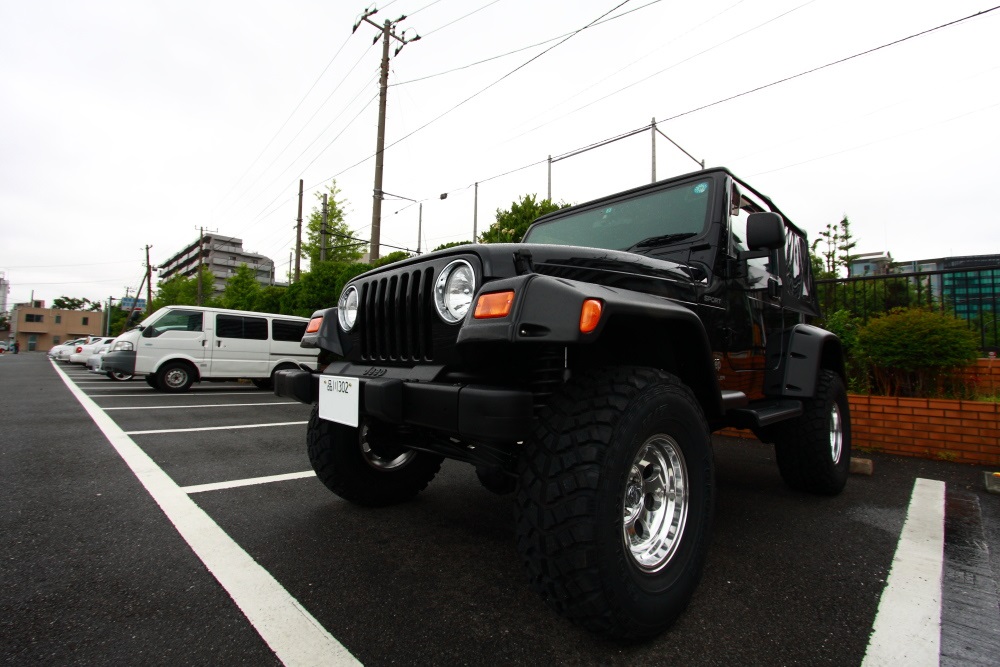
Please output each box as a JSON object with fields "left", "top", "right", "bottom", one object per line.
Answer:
{"left": 2, "top": 0, "right": 998, "bottom": 308}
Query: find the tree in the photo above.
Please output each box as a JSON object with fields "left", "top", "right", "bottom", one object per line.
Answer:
{"left": 856, "top": 307, "right": 979, "bottom": 397}
{"left": 479, "top": 194, "right": 569, "bottom": 244}
{"left": 303, "top": 180, "right": 364, "bottom": 266}
{"left": 433, "top": 240, "right": 472, "bottom": 252}
{"left": 53, "top": 296, "right": 101, "bottom": 311}
{"left": 372, "top": 251, "right": 412, "bottom": 268}
{"left": 811, "top": 215, "right": 859, "bottom": 278}
{"left": 149, "top": 265, "right": 219, "bottom": 315}
{"left": 219, "top": 264, "right": 261, "bottom": 311}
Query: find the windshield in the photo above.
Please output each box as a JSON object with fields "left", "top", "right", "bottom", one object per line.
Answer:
{"left": 522, "top": 179, "right": 713, "bottom": 251}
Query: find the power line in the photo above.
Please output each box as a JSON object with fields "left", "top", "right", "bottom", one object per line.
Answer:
{"left": 657, "top": 4, "right": 1000, "bottom": 125}
{"left": 312, "top": 0, "right": 633, "bottom": 191}
{"left": 420, "top": 0, "right": 503, "bottom": 38}
{"left": 509, "top": 0, "right": 817, "bottom": 142}
{"left": 390, "top": 0, "right": 663, "bottom": 87}
{"left": 213, "top": 34, "right": 360, "bottom": 215}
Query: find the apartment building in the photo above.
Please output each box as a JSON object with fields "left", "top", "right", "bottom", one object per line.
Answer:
{"left": 158, "top": 234, "right": 276, "bottom": 296}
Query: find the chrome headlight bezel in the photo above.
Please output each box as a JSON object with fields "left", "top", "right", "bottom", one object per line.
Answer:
{"left": 338, "top": 285, "right": 359, "bottom": 331}
{"left": 112, "top": 340, "right": 134, "bottom": 352}
{"left": 434, "top": 259, "right": 476, "bottom": 324}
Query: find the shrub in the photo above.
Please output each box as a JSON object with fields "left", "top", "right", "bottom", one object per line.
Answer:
{"left": 855, "top": 307, "right": 979, "bottom": 397}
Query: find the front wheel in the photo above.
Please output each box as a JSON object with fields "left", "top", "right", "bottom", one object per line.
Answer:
{"left": 515, "top": 367, "right": 714, "bottom": 639}
{"left": 107, "top": 370, "right": 134, "bottom": 381}
{"left": 155, "top": 361, "right": 196, "bottom": 393}
{"left": 307, "top": 406, "right": 443, "bottom": 507}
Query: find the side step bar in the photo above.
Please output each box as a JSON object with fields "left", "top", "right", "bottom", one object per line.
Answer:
{"left": 726, "top": 399, "right": 803, "bottom": 429}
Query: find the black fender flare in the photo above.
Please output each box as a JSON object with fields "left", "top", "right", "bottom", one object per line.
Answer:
{"left": 765, "top": 324, "right": 846, "bottom": 398}
{"left": 458, "top": 274, "right": 723, "bottom": 420}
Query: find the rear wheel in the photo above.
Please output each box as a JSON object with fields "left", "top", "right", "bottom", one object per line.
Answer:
{"left": 769, "top": 370, "right": 851, "bottom": 495}
{"left": 307, "top": 406, "right": 443, "bottom": 507}
{"left": 515, "top": 367, "right": 714, "bottom": 639}
{"left": 155, "top": 361, "right": 196, "bottom": 393}
{"left": 144, "top": 374, "right": 158, "bottom": 389}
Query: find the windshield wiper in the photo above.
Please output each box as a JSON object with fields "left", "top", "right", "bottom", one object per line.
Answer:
{"left": 624, "top": 232, "right": 697, "bottom": 251}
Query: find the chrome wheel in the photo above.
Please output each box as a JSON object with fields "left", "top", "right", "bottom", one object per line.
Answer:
{"left": 623, "top": 435, "right": 689, "bottom": 573}
{"left": 359, "top": 424, "right": 415, "bottom": 470}
{"left": 829, "top": 402, "right": 843, "bottom": 464}
{"left": 109, "top": 371, "right": 134, "bottom": 381}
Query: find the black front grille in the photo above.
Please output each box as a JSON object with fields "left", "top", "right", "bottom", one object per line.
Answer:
{"left": 357, "top": 267, "right": 436, "bottom": 362}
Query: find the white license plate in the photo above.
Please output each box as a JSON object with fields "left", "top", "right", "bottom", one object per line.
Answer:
{"left": 318, "top": 375, "right": 359, "bottom": 427}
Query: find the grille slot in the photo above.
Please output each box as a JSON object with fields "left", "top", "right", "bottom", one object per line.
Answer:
{"left": 357, "top": 267, "right": 434, "bottom": 361}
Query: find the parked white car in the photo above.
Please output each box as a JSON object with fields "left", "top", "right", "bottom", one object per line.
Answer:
{"left": 49, "top": 338, "right": 88, "bottom": 362}
{"left": 68, "top": 336, "right": 116, "bottom": 365}
{"left": 87, "top": 339, "right": 134, "bottom": 381}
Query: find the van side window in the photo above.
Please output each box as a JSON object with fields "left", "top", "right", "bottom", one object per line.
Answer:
{"left": 216, "top": 314, "right": 268, "bottom": 340}
{"left": 272, "top": 319, "right": 307, "bottom": 342}
{"left": 146, "top": 310, "right": 203, "bottom": 338}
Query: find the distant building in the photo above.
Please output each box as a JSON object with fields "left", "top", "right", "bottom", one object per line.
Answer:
{"left": 158, "top": 234, "right": 276, "bottom": 296}
{"left": 892, "top": 253, "right": 1000, "bottom": 320}
{"left": 848, "top": 251, "right": 893, "bottom": 277}
{"left": 0, "top": 271, "right": 9, "bottom": 314}
{"left": 9, "top": 301, "right": 104, "bottom": 352}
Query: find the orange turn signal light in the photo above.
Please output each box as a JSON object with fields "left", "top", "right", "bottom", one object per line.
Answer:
{"left": 474, "top": 291, "right": 515, "bottom": 319}
{"left": 579, "top": 299, "right": 603, "bottom": 333}
{"left": 306, "top": 316, "right": 323, "bottom": 333}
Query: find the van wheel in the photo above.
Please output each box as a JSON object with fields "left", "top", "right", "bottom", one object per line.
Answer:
{"left": 144, "top": 375, "right": 158, "bottom": 389}
{"left": 251, "top": 378, "right": 273, "bottom": 390}
{"left": 156, "top": 361, "right": 196, "bottom": 393}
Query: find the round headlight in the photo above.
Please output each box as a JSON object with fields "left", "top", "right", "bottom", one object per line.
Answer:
{"left": 338, "top": 285, "right": 359, "bottom": 331}
{"left": 435, "top": 260, "right": 476, "bottom": 323}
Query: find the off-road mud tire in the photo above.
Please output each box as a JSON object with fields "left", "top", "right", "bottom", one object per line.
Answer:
{"left": 307, "top": 405, "right": 443, "bottom": 507}
{"left": 770, "top": 369, "right": 851, "bottom": 495}
{"left": 515, "top": 366, "right": 714, "bottom": 639}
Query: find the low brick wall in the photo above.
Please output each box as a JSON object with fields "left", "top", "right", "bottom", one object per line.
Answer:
{"left": 720, "top": 394, "right": 1000, "bottom": 466}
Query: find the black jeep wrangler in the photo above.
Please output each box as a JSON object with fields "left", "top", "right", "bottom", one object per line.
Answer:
{"left": 276, "top": 167, "right": 850, "bottom": 639}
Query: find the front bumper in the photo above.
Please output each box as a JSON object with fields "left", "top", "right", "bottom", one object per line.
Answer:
{"left": 275, "top": 368, "right": 534, "bottom": 443}
{"left": 101, "top": 350, "right": 136, "bottom": 375}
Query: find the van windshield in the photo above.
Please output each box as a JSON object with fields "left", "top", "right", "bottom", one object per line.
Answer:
{"left": 522, "top": 179, "right": 713, "bottom": 251}
{"left": 143, "top": 309, "right": 204, "bottom": 338}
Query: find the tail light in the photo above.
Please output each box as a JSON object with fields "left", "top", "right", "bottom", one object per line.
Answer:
{"left": 75, "top": 346, "right": 83, "bottom": 353}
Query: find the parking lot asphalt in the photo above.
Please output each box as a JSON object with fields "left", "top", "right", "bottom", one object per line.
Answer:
{"left": 2, "top": 352, "right": 999, "bottom": 665}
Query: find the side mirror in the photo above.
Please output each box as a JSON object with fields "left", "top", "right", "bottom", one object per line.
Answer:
{"left": 746, "top": 212, "right": 785, "bottom": 250}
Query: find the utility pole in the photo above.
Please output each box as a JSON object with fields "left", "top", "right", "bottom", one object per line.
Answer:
{"left": 354, "top": 7, "right": 420, "bottom": 263}
{"left": 105, "top": 296, "right": 115, "bottom": 336}
{"left": 547, "top": 155, "right": 552, "bottom": 201}
{"left": 320, "top": 193, "right": 328, "bottom": 262}
{"left": 651, "top": 117, "right": 657, "bottom": 183}
{"left": 144, "top": 244, "right": 153, "bottom": 316}
{"left": 197, "top": 227, "right": 204, "bottom": 306}
{"left": 417, "top": 202, "right": 422, "bottom": 254}
{"left": 294, "top": 179, "right": 303, "bottom": 281}
{"left": 473, "top": 182, "right": 479, "bottom": 242}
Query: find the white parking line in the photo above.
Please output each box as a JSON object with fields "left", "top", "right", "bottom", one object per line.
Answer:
{"left": 862, "top": 478, "right": 945, "bottom": 667}
{"left": 52, "top": 361, "right": 358, "bottom": 666}
{"left": 90, "top": 391, "right": 267, "bottom": 398}
{"left": 126, "top": 422, "right": 308, "bottom": 435}
{"left": 182, "top": 471, "right": 316, "bottom": 495}
{"left": 105, "top": 402, "right": 299, "bottom": 411}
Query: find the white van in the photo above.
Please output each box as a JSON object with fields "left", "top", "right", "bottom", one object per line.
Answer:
{"left": 101, "top": 305, "right": 318, "bottom": 392}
